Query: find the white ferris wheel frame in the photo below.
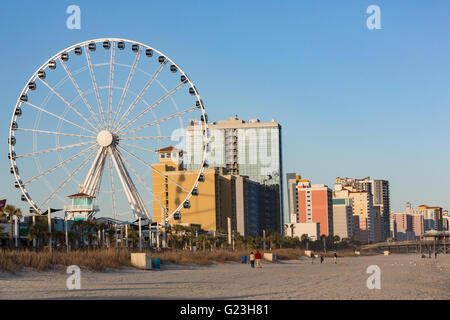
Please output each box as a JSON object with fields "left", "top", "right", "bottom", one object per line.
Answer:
{"left": 8, "top": 38, "right": 209, "bottom": 225}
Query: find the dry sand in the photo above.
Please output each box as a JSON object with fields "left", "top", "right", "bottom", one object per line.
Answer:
{"left": 1, "top": 253, "right": 449, "bottom": 299}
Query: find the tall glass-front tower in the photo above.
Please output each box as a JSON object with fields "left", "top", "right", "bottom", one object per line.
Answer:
{"left": 185, "top": 117, "right": 284, "bottom": 233}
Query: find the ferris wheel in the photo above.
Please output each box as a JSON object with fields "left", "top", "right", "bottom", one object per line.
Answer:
{"left": 8, "top": 38, "right": 208, "bottom": 224}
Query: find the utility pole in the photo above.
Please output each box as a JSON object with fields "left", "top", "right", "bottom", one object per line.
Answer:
{"left": 32, "top": 214, "right": 36, "bottom": 251}
{"left": 227, "top": 217, "right": 231, "bottom": 246}
{"left": 138, "top": 217, "right": 142, "bottom": 252}
{"left": 125, "top": 225, "right": 128, "bottom": 248}
{"left": 196, "top": 231, "right": 199, "bottom": 251}
{"left": 65, "top": 213, "right": 69, "bottom": 253}
{"left": 48, "top": 207, "right": 52, "bottom": 253}
{"left": 114, "top": 223, "right": 118, "bottom": 248}
{"left": 14, "top": 215, "right": 18, "bottom": 248}
{"left": 263, "top": 229, "right": 266, "bottom": 251}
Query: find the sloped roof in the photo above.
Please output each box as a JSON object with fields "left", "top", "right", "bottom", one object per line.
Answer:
{"left": 156, "top": 146, "right": 181, "bottom": 153}
{"left": 68, "top": 192, "right": 95, "bottom": 198}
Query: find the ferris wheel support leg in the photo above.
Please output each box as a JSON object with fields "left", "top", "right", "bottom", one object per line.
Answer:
{"left": 109, "top": 147, "right": 148, "bottom": 220}
{"left": 81, "top": 147, "right": 106, "bottom": 196}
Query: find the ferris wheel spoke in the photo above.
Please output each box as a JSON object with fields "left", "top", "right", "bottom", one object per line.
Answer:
{"left": 121, "top": 105, "right": 200, "bottom": 137}
{"left": 59, "top": 58, "right": 103, "bottom": 128}
{"left": 108, "top": 156, "right": 118, "bottom": 220}
{"left": 15, "top": 128, "right": 96, "bottom": 139}
{"left": 112, "top": 62, "right": 167, "bottom": 132}
{"left": 39, "top": 147, "right": 98, "bottom": 209}
{"left": 110, "top": 47, "right": 142, "bottom": 129}
{"left": 120, "top": 135, "right": 184, "bottom": 141}
{"left": 84, "top": 46, "right": 107, "bottom": 127}
{"left": 16, "top": 140, "right": 96, "bottom": 159}
{"left": 22, "top": 101, "right": 97, "bottom": 135}
{"left": 119, "top": 141, "right": 160, "bottom": 154}
{"left": 115, "top": 81, "right": 187, "bottom": 135}
{"left": 119, "top": 150, "right": 167, "bottom": 216}
{"left": 38, "top": 79, "right": 99, "bottom": 133}
{"left": 118, "top": 145, "right": 190, "bottom": 193}
{"left": 23, "top": 144, "right": 97, "bottom": 186}
{"left": 107, "top": 42, "right": 116, "bottom": 129}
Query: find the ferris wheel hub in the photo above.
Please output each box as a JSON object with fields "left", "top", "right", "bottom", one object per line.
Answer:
{"left": 97, "top": 130, "right": 114, "bottom": 147}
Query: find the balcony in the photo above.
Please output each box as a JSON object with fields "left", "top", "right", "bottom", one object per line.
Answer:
{"left": 64, "top": 204, "right": 99, "bottom": 212}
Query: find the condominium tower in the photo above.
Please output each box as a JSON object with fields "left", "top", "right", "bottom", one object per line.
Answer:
{"left": 185, "top": 117, "right": 284, "bottom": 232}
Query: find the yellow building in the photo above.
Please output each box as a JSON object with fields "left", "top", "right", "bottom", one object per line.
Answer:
{"left": 152, "top": 147, "right": 234, "bottom": 232}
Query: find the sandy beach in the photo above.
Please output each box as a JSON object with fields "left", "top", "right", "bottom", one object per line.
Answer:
{"left": 1, "top": 253, "right": 449, "bottom": 300}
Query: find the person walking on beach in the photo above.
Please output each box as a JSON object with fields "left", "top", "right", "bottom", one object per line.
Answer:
{"left": 320, "top": 254, "right": 324, "bottom": 264}
{"left": 334, "top": 252, "right": 338, "bottom": 264}
{"left": 311, "top": 253, "right": 315, "bottom": 264}
{"left": 255, "top": 250, "right": 262, "bottom": 268}
{"left": 249, "top": 252, "right": 255, "bottom": 268}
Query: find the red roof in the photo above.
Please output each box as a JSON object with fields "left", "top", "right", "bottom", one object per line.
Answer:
{"left": 68, "top": 192, "right": 95, "bottom": 198}
{"left": 156, "top": 146, "right": 181, "bottom": 153}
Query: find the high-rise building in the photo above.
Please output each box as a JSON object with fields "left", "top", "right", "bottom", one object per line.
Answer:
{"left": 335, "top": 177, "right": 390, "bottom": 241}
{"left": 334, "top": 184, "right": 374, "bottom": 244}
{"left": 406, "top": 203, "right": 442, "bottom": 232}
{"left": 185, "top": 116, "right": 283, "bottom": 232}
{"left": 332, "top": 198, "right": 354, "bottom": 240}
{"left": 286, "top": 173, "right": 300, "bottom": 223}
{"left": 297, "top": 179, "right": 334, "bottom": 237}
{"left": 152, "top": 147, "right": 278, "bottom": 236}
{"left": 389, "top": 211, "right": 423, "bottom": 240}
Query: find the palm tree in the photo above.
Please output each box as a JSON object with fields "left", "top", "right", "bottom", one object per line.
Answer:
{"left": 3, "top": 205, "right": 22, "bottom": 249}
{"left": 27, "top": 216, "right": 49, "bottom": 250}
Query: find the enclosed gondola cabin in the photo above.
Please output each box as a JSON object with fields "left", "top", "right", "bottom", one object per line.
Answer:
{"left": 132, "top": 44, "right": 139, "bottom": 52}
{"left": 103, "top": 41, "right": 110, "bottom": 49}
{"left": 183, "top": 200, "right": 191, "bottom": 209}
{"left": 173, "top": 212, "right": 181, "bottom": 220}
{"left": 74, "top": 47, "right": 82, "bottom": 55}
{"left": 117, "top": 41, "right": 125, "bottom": 50}
{"left": 88, "top": 42, "right": 96, "bottom": 51}
{"left": 38, "top": 70, "right": 46, "bottom": 79}
{"left": 145, "top": 48, "right": 153, "bottom": 57}
{"left": 28, "top": 81, "right": 36, "bottom": 90}
{"left": 61, "top": 53, "right": 69, "bottom": 61}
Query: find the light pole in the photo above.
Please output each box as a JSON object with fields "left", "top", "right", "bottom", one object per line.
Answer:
{"left": 263, "top": 229, "right": 266, "bottom": 251}
{"left": 65, "top": 212, "right": 69, "bottom": 253}
{"left": 48, "top": 206, "right": 52, "bottom": 253}
{"left": 138, "top": 217, "right": 142, "bottom": 252}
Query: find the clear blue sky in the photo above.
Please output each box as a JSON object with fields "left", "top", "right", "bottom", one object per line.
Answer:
{"left": 1, "top": 0, "right": 449, "bottom": 217}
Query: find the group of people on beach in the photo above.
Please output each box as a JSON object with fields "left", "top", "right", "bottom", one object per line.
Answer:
{"left": 249, "top": 251, "right": 262, "bottom": 268}
{"left": 311, "top": 252, "right": 338, "bottom": 264}
{"left": 247, "top": 250, "right": 339, "bottom": 268}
